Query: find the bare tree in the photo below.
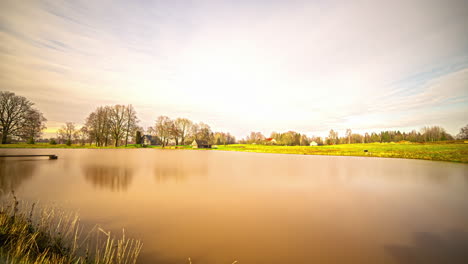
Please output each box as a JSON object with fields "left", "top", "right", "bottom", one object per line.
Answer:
{"left": 226, "top": 133, "right": 236, "bottom": 144}
{"left": 346, "top": 128, "right": 352, "bottom": 144}
{"left": 195, "top": 122, "right": 213, "bottom": 143}
{"left": 456, "top": 124, "right": 468, "bottom": 140}
{"left": 310, "top": 136, "right": 323, "bottom": 145}
{"left": 246, "top": 131, "right": 265, "bottom": 144}
{"left": 124, "top": 105, "right": 138, "bottom": 146}
{"left": 58, "top": 122, "right": 77, "bottom": 145}
{"left": 213, "top": 132, "right": 236, "bottom": 145}
{"left": 0, "top": 91, "right": 38, "bottom": 143}
{"left": 282, "top": 131, "right": 301, "bottom": 146}
{"left": 109, "top": 105, "right": 127, "bottom": 147}
{"left": 174, "top": 118, "right": 193, "bottom": 145}
{"left": 84, "top": 106, "right": 111, "bottom": 146}
{"left": 169, "top": 122, "right": 181, "bottom": 145}
{"left": 18, "top": 108, "right": 47, "bottom": 144}
{"left": 299, "top": 134, "right": 310, "bottom": 146}
{"left": 188, "top": 123, "right": 200, "bottom": 143}
{"left": 327, "top": 129, "right": 338, "bottom": 145}
{"left": 76, "top": 126, "right": 88, "bottom": 145}
{"left": 421, "top": 126, "right": 452, "bottom": 142}
{"left": 153, "top": 116, "right": 173, "bottom": 147}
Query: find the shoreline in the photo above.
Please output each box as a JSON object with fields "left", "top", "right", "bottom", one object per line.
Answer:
{"left": 1, "top": 142, "right": 467, "bottom": 163}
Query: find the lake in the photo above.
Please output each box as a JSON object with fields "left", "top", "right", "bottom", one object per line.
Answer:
{"left": 0, "top": 149, "right": 467, "bottom": 264}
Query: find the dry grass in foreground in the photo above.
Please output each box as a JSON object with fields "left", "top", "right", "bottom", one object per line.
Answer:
{"left": 0, "top": 192, "right": 142, "bottom": 264}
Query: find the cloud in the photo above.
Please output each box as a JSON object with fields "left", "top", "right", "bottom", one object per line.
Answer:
{"left": 0, "top": 0, "right": 467, "bottom": 138}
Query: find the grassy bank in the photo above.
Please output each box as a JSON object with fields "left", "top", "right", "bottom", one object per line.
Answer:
{"left": 2, "top": 142, "right": 468, "bottom": 163}
{"left": 214, "top": 142, "right": 468, "bottom": 163}
{"left": 0, "top": 194, "right": 142, "bottom": 264}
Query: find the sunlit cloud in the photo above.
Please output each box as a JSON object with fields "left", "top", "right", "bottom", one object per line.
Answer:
{"left": 1, "top": 0, "right": 467, "bottom": 138}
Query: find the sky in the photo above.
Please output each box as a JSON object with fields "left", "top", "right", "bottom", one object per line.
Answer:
{"left": 1, "top": 0, "right": 467, "bottom": 139}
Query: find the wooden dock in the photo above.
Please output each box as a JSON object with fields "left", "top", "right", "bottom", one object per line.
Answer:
{"left": 0, "top": 155, "right": 58, "bottom": 160}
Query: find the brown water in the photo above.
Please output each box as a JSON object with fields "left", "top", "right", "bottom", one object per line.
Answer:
{"left": 1, "top": 149, "right": 467, "bottom": 264}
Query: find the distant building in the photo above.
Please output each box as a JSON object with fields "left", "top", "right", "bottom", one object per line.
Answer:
{"left": 310, "top": 141, "right": 318, "bottom": 146}
{"left": 192, "top": 139, "right": 212, "bottom": 148}
{"left": 264, "top": 138, "right": 277, "bottom": 144}
{"left": 142, "top": 135, "right": 154, "bottom": 145}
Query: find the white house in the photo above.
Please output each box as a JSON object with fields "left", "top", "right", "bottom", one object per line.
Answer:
{"left": 310, "top": 141, "right": 318, "bottom": 146}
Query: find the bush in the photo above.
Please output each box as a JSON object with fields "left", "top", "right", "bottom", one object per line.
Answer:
{"left": 49, "top": 139, "right": 57, "bottom": 145}
{"left": 26, "top": 138, "right": 35, "bottom": 144}
{"left": 65, "top": 139, "right": 72, "bottom": 146}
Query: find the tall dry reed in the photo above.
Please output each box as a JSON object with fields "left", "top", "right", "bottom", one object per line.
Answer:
{"left": 0, "top": 192, "right": 142, "bottom": 264}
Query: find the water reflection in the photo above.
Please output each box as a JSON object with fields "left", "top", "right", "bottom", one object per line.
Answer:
{"left": 318, "top": 157, "right": 463, "bottom": 187}
{"left": 0, "top": 160, "right": 38, "bottom": 195}
{"left": 153, "top": 158, "right": 207, "bottom": 183}
{"left": 1, "top": 149, "right": 467, "bottom": 264}
{"left": 385, "top": 230, "right": 468, "bottom": 264}
{"left": 83, "top": 165, "right": 133, "bottom": 191}
{"left": 154, "top": 166, "right": 188, "bottom": 183}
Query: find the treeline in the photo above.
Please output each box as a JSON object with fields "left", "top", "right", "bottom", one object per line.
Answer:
{"left": 147, "top": 116, "right": 236, "bottom": 147}
{"left": 0, "top": 91, "right": 237, "bottom": 146}
{"left": 58, "top": 112, "right": 236, "bottom": 147}
{"left": 240, "top": 131, "right": 323, "bottom": 146}
{"left": 332, "top": 127, "right": 454, "bottom": 144}
{"left": 1, "top": 91, "right": 467, "bottom": 146}
{"left": 241, "top": 126, "right": 461, "bottom": 146}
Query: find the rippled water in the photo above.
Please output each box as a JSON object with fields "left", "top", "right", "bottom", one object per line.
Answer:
{"left": 1, "top": 149, "right": 467, "bottom": 264}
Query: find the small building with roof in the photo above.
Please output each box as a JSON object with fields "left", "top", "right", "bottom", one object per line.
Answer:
{"left": 192, "top": 139, "right": 212, "bottom": 149}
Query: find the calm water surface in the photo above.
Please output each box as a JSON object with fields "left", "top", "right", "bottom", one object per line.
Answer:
{"left": 1, "top": 149, "right": 467, "bottom": 264}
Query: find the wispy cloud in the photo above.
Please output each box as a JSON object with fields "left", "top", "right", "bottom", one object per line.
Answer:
{"left": 1, "top": 0, "right": 467, "bottom": 137}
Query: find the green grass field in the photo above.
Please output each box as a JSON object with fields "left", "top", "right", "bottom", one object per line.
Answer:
{"left": 214, "top": 142, "right": 468, "bottom": 163}
{"left": 1, "top": 142, "right": 467, "bottom": 163}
